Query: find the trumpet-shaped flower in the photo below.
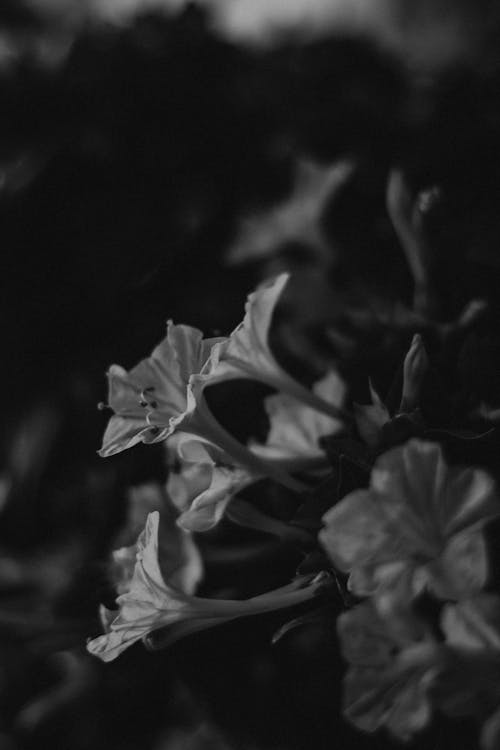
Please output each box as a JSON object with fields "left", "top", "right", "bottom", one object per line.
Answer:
{"left": 110, "top": 488, "right": 203, "bottom": 597}
{"left": 250, "top": 370, "right": 345, "bottom": 463}
{"left": 166, "top": 435, "right": 257, "bottom": 532}
{"left": 193, "top": 273, "right": 347, "bottom": 422}
{"left": 338, "top": 600, "right": 442, "bottom": 741}
{"left": 88, "top": 512, "right": 329, "bottom": 661}
{"left": 99, "top": 322, "right": 224, "bottom": 457}
{"left": 320, "top": 440, "right": 500, "bottom": 602}
{"left": 100, "top": 320, "right": 303, "bottom": 493}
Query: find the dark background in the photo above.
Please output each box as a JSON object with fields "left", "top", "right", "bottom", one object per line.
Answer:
{"left": 1, "top": 2, "right": 500, "bottom": 748}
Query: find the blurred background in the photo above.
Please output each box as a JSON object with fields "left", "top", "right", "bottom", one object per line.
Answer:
{"left": 1, "top": 1, "right": 500, "bottom": 748}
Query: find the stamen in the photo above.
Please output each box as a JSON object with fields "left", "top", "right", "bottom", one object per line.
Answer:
{"left": 139, "top": 387, "right": 158, "bottom": 409}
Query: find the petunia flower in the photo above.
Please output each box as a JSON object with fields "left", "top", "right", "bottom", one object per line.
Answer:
{"left": 99, "top": 321, "right": 224, "bottom": 457}
{"left": 192, "top": 273, "right": 347, "bottom": 422}
{"left": 87, "top": 512, "right": 329, "bottom": 661}
{"left": 320, "top": 439, "right": 500, "bottom": 602}
{"left": 250, "top": 370, "right": 345, "bottom": 463}
{"left": 166, "top": 435, "right": 257, "bottom": 532}
{"left": 338, "top": 600, "right": 443, "bottom": 741}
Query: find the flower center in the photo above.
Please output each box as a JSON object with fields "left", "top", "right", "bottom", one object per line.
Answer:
{"left": 139, "top": 387, "right": 158, "bottom": 409}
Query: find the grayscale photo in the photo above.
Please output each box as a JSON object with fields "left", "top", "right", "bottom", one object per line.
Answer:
{"left": 1, "top": 2, "right": 500, "bottom": 749}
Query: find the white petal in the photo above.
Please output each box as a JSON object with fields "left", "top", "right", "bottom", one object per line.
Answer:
{"left": 252, "top": 370, "right": 344, "bottom": 462}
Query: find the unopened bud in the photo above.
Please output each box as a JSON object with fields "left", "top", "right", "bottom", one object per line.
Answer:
{"left": 399, "top": 334, "right": 429, "bottom": 413}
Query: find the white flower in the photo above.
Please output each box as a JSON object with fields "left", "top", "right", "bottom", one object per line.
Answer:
{"left": 110, "top": 490, "right": 203, "bottom": 598}
{"left": 320, "top": 440, "right": 500, "bottom": 602}
{"left": 250, "top": 370, "right": 345, "bottom": 463}
{"left": 99, "top": 322, "right": 223, "bottom": 457}
{"left": 100, "top": 318, "right": 304, "bottom": 493}
{"left": 193, "top": 273, "right": 347, "bottom": 422}
{"left": 166, "top": 436, "right": 257, "bottom": 532}
{"left": 88, "top": 512, "right": 329, "bottom": 661}
{"left": 227, "top": 159, "right": 354, "bottom": 265}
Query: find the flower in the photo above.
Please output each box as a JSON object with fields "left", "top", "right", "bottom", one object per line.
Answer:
{"left": 99, "top": 322, "right": 224, "bottom": 457}
{"left": 338, "top": 600, "right": 442, "bottom": 741}
{"left": 227, "top": 159, "right": 354, "bottom": 266}
{"left": 166, "top": 435, "right": 257, "bottom": 532}
{"left": 193, "top": 273, "right": 347, "bottom": 422}
{"left": 100, "top": 317, "right": 304, "bottom": 493}
{"left": 87, "top": 512, "right": 329, "bottom": 661}
{"left": 399, "top": 333, "right": 429, "bottom": 413}
{"left": 250, "top": 370, "right": 345, "bottom": 463}
{"left": 436, "top": 596, "right": 500, "bottom": 749}
{"left": 110, "top": 487, "right": 203, "bottom": 597}
{"left": 320, "top": 440, "right": 500, "bottom": 602}
{"left": 353, "top": 334, "right": 428, "bottom": 447}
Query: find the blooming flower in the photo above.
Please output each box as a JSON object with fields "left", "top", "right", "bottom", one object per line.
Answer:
{"left": 250, "top": 370, "right": 345, "bottom": 463}
{"left": 110, "top": 482, "right": 203, "bottom": 596}
{"left": 167, "top": 369, "right": 345, "bottom": 531}
{"left": 99, "top": 321, "right": 223, "bottom": 457}
{"left": 166, "top": 435, "right": 257, "bottom": 532}
{"left": 192, "top": 273, "right": 347, "bottom": 422}
{"left": 338, "top": 600, "right": 442, "bottom": 741}
{"left": 320, "top": 440, "right": 500, "bottom": 602}
{"left": 88, "top": 512, "right": 329, "bottom": 661}
{"left": 100, "top": 317, "right": 304, "bottom": 492}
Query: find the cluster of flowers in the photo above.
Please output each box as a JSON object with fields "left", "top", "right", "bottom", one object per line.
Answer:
{"left": 89, "top": 272, "right": 500, "bottom": 748}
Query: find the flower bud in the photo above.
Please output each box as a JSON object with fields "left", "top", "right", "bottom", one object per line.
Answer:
{"left": 399, "top": 334, "right": 428, "bottom": 413}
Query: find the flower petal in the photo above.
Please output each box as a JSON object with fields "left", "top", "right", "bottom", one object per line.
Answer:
{"left": 194, "top": 274, "right": 346, "bottom": 421}
{"left": 424, "top": 530, "right": 489, "bottom": 600}
{"left": 177, "top": 465, "right": 255, "bottom": 532}
{"left": 99, "top": 323, "right": 223, "bottom": 457}
{"left": 251, "top": 370, "right": 345, "bottom": 462}
{"left": 320, "top": 490, "right": 399, "bottom": 584}
{"left": 441, "top": 595, "right": 500, "bottom": 651}
{"left": 99, "top": 415, "right": 163, "bottom": 457}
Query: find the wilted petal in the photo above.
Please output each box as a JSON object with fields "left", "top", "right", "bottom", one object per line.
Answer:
{"left": 251, "top": 370, "right": 345, "bottom": 462}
